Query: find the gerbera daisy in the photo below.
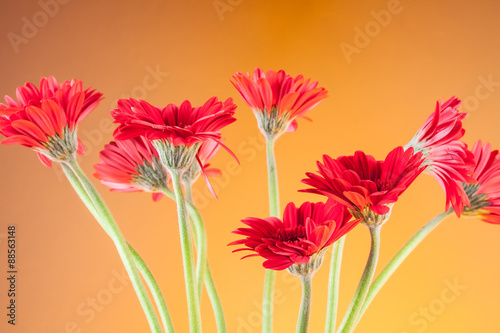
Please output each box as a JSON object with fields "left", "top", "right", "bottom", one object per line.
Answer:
{"left": 462, "top": 141, "right": 500, "bottom": 224}
{"left": 0, "top": 77, "right": 103, "bottom": 167}
{"left": 230, "top": 200, "right": 360, "bottom": 272}
{"left": 405, "top": 97, "right": 476, "bottom": 215}
{"left": 111, "top": 97, "right": 237, "bottom": 172}
{"left": 301, "top": 147, "right": 425, "bottom": 225}
{"left": 93, "top": 137, "right": 168, "bottom": 202}
{"left": 231, "top": 68, "right": 328, "bottom": 137}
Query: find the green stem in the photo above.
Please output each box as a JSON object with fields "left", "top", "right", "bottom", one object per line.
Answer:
{"left": 62, "top": 159, "right": 163, "bottom": 333}
{"left": 169, "top": 170, "right": 202, "bottom": 333}
{"left": 337, "top": 226, "right": 381, "bottom": 333}
{"left": 263, "top": 134, "right": 280, "bottom": 333}
{"left": 183, "top": 182, "right": 207, "bottom": 302}
{"left": 164, "top": 185, "right": 227, "bottom": 333}
{"left": 296, "top": 275, "right": 313, "bottom": 333}
{"left": 324, "top": 236, "right": 346, "bottom": 333}
{"left": 62, "top": 163, "right": 175, "bottom": 332}
{"left": 357, "top": 211, "right": 451, "bottom": 323}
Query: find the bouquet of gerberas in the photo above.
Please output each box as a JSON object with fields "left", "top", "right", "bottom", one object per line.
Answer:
{"left": 1, "top": 69, "right": 498, "bottom": 333}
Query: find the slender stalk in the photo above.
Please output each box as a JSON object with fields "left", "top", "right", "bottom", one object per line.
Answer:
{"left": 164, "top": 184, "right": 227, "bottom": 333}
{"left": 296, "top": 275, "right": 313, "bottom": 333}
{"left": 337, "top": 226, "right": 381, "bottom": 333}
{"left": 324, "top": 236, "right": 346, "bottom": 333}
{"left": 62, "top": 159, "right": 162, "bottom": 333}
{"left": 169, "top": 170, "right": 202, "bottom": 333}
{"left": 263, "top": 134, "right": 280, "bottom": 333}
{"left": 183, "top": 182, "right": 207, "bottom": 301}
{"left": 129, "top": 246, "right": 176, "bottom": 333}
{"left": 357, "top": 211, "right": 451, "bottom": 323}
{"left": 62, "top": 163, "right": 175, "bottom": 332}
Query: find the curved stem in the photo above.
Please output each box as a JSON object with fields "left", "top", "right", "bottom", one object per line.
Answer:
{"left": 296, "top": 275, "right": 313, "bottom": 333}
{"left": 183, "top": 182, "right": 207, "bottom": 302}
{"left": 164, "top": 185, "right": 227, "bottom": 333}
{"left": 337, "top": 226, "right": 381, "bottom": 333}
{"left": 169, "top": 170, "right": 202, "bottom": 333}
{"left": 262, "top": 135, "right": 280, "bottom": 333}
{"left": 357, "top": 211, "right": 451, "bottom": 323}
{"left": 324, "top": 236, "right": 346, "bottom": 333}
{"left": 62, "top": 159, "right": 163, "bottom": 333}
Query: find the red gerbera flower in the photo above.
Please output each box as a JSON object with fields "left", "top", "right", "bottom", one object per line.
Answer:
{"left": 231, "top": 68, "right": 328, "bottom": 136}
{"left": 301, "top": 147, "right": 425, "bottom": 225}
{"left": 230, "top": 200, "right": 360, "bottom": 271}
{"left": 462, "top": 141, "right": 500, "bottom": 224}
{"left": 406, "top": 97, "right": 476, "bottom": 215}
{"left": 111, "top": 97, "right": 236, "bottom": 148}
{"left": 93, "top": 137, "right": 168, "bottom": 202}
{"left": 0, "top": 77, "right": 103, "bottom": 167}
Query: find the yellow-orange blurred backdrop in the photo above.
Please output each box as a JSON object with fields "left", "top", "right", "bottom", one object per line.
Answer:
{"left": 1, "top": 0, "right": 500, "bottom": 332}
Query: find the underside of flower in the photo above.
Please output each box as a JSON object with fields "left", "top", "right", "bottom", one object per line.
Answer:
{"left": 461, "top": 183, "right": 491, "bottom": 217}
{"left": 153, "top": 139, "right": 201, "bottom": 172}
{"left": 132, "top": 156, "right": 168, "bottom": 193}
{"left": 287, "top": 248, "right": 328, "bottom": 277}
{"left": 254, "top": 107, "right": 292, "bottom": 138}
{"left": 350, "top": 204, "right": 394, "bottom": 227}
{"left": 36, "top": 128, "right": 80, "bottom": 164}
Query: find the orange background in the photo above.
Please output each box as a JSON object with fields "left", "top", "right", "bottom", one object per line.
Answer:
{"left": 1, "top": 0, "right": 500, "bottom": 332}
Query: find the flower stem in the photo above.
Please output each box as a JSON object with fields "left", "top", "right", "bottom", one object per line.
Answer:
{"left": 356, "top": 211, "right": 451, "bottom": 323}
{"left": 337, "top": 226, "right": 381, "bottom": 333}
{"left": 62, "top": 159, "right": 163, "bottom": 333}
{"left": 324, "top": 236, "right": 346, "bottom": 333}
{"left": 263, "top": 134, "right": 280, "bottom": 333}
{"left": 183, "top": 182, "right": 207, "bottom": 302}
{"left": 296, "top": 275, "right": 313, "bottom": 333}
{"left": 169, "top": 170, "right": 202, "bottom": 333}
{"left": 182, "top": 184, "right": 227, "bottom": 333}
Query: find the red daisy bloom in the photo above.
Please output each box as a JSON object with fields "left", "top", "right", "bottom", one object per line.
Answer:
{"left": 231, "top": 68, "right": 328, "bottom": 136}
{"left": 230, "top": 200, "right": 360, "bottom": 271}
{"left": 0, "top": 77, "right": 103, "bottom": 167}
{"left": 111, "top": 97, "right": 236, "bottom": 148}
{"left": 94, "top": 137, "right": 168, "bottom": 202}
{"left": 406, "top": 97, "right": 476, "bottom": 215}
{"left": 462, "top": 141, "right": 500, "bottom": 224}
{"left": 301, "top": 147, "right": 425, "bottom": 224}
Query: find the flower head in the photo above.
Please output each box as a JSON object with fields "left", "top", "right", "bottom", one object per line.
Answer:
{"left": 406, "top": 97, "right": 476, "bottom": 215}
{"left": 0, "top": 77, "right": 103, "bottom": 167}
{"left": 301, "top": 147, "right": 425, "bottom": 226}
{"left": 93, "top": 137, "right": 168, "bottom": 202}
{"left": 461, "top": 141, "right": 500, "bottom": 224}
{"left": 111, "top": 97, "right": 237, "bottom": 173}
{"left": 229, "top": 200, "right": 360, "bottom": 272}
{"left": 231, "top": 68, "right": 328, "bottom": 137}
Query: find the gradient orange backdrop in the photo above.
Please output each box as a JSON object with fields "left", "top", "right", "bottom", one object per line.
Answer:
{"left": 1, "top": 0, "right": 500, "bottom": 332}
